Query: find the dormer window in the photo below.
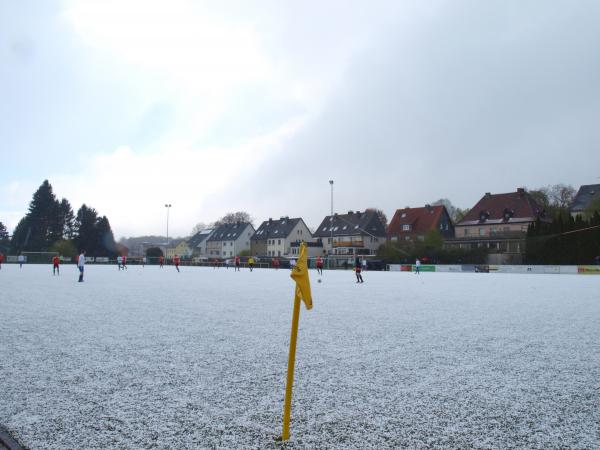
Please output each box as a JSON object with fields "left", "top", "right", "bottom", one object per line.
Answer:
{"left": 479, "top": 211, "right": 490, "bottom": 222}
{"left": 342, "top": 225, "right": 347, "bottom": 230}
{"left": 354, "top": 225, "right": 359, "bottom": 229}
{"left": 503, "top": 208, "right": 514, "bottom": 221}
{"left": 401, "top": 213, "right": 407, "bottom": 218}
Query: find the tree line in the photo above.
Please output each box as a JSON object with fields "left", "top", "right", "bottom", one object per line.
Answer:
{"left": 2, "top": 180, "right": 117, "bottom": 258}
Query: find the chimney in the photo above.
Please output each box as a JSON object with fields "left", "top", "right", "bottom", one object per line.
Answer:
{"left": 485, "top": 192, "right": 491, "bottom": 197}
{"left": 268, "top": 218, "right": 272, "bottom": 223}
{"left": 517, "top": 187, "right": 525, "bottom": 197}
{"left": 348, "top": 210, "right": 353, "bottom": 215}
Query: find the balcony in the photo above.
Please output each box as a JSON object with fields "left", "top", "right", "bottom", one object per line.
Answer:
{"left": 333, "top": 240, "right": 364, "bottom": 248}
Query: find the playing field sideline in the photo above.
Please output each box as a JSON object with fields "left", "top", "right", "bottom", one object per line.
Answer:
{"left": 1, "top": 265, "right": 599, "bottom": 449}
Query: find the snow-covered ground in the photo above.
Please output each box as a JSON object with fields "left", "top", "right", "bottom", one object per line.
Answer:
{"left": 1, "top": 264, "right": 599, "bottom": 449}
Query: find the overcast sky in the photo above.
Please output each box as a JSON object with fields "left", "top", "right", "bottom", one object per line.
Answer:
{"left": 2, "top": 0, "right": 599, "bottom": 238}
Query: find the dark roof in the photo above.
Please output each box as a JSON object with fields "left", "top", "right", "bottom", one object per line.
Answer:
{"left": 313, "top": 210, "right": 387, "bottom": 238}
{"left": 187, "top": 229, "right": 214, "bottom": 248}
{"left": 207, "top": 222, "right": 252, "bottom": 242}
{"left": 458, "top": 188, "right": 549, "bottom": 226}
{"left": 251, "top": 217, "right": 307, "bottom": 240}
{"left": 570, "top": 184, "right": 600, "bottom": 213}
{"left": 387, "top": 205, "right": 449, "bottom": 236}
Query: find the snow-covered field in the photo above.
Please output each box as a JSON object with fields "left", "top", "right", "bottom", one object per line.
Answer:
{"left": 1, "top": 264, "right": 599, "bottom": 449}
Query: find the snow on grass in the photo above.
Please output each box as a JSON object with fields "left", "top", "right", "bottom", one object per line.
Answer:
{"left": 1, "top": 264, "right": 599, "bottom": 449}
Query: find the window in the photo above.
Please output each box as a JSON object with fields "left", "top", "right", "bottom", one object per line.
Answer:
{"left": 342, "top": 225, "right": 347, "bottom": 230}
{"left": 401, "top": 213, "right": 407, "bottom": 218}
{"left": 278, "top": 239, "right": 281, "bottom": 245}
{"left": 402, "top": 224, "right": 411, "bottom": 231}
{"left": 391, "top": 236, "right": 398, "bottom": 242}
{"left": 328, "top": 238, "right": 332, "bottom": 243}
{"left": 479, "top": 228, "right": 485, "bottom": 236}
{"left": 464, "top": 229, "right": 469, "bottom": 236}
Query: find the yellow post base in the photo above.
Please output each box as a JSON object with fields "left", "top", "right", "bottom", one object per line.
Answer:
{"left": 281, "top": 292, "right": 302, "bottom": 440}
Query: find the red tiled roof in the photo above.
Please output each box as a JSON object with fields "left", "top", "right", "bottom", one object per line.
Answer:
{"left": 387, "top": 205, "right": 445, "bottom": 236}
{"left": 458, "top": 188, "right": 546, "bottom": 225}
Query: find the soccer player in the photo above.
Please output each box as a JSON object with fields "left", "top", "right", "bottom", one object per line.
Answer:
{"left": 248, "top": 256, "right": 255, "bottom": 271}
{"left": 0, "top": 252, "right": 4, "bottom": 270}
{"left": 316, "top": 256, "right": 323, "bottom": 275}
{"left": 174, "top": 255, "right": 180, "bottom": 272}
{"left": 52, "top": 254, "right": 60, "bottom": 275}
{"left": 77, "top": 250, "right": 86, "bottom": 282}
{"left": 122, "top": 255, "right": 127, "bottom": 270}
{"left": 355, "top": 257, "right": 363, "bottom": 283}
{"left": 415, "top": 258, "right": 421, "bottom": 274}
{"left": 159, "top": 255, "right": 164, "bottom": 268}
{"left": 273, "top": 257, "right": 280, "bottom": 270}
{"left": 142, "top": 256, "right": 147, "bottom": 267}
{"left": 18, "top": 253, "right": 25, "bottom": 268}
{"left": 117, "top": 255, "right": 122, "bottom": 270}
{"left": 234, "top": 255, "right": 240, "bottom": 271}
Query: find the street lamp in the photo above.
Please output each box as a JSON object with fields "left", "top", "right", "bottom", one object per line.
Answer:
{"left": 329, "top": 180, "right": 334, "bottom": 268}
{"left": 165, "top": 204, "right": 171, "bottom": 257}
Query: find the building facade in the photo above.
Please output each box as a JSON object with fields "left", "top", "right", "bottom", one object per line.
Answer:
{"left": 250, "top": 217, "right": 312, "bottom": 257}
{"left": 446, "top": 188, "right": 551, "bottom": 263}
{"left": 387, "top": 204, "right": 454, "bottom": 242}
{"left": 313, "top": 210, "right": 387, "bottom": 255}
{"left": 570, "top": 184, "right": 600, "bottom": 218}
{"left": 206, "top": 222, "right": 255, "bottom": 258}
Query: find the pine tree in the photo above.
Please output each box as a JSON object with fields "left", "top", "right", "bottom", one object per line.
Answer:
{"left": 58, "top": 198, "right": 76, "bottom": 239}
{"left": 95, "top": 216, "right": 117, "bottom": 257}
{"left": 14, "top": 180, "right": 62, "bottom": 251}
{"left": 74, "top": 204, "right": 99, "bottom": 254}
{"left": 10, "top": 217, "right": 30, "bottom": 253}
{"left": 0, "top": 221, "right": 9, "bottom": 252}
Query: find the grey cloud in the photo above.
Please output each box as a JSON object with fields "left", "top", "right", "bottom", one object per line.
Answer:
{"left": 214, "top": 0, "right": 600, "bottom": 228}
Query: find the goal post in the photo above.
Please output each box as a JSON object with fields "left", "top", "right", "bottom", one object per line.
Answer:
{"left": 21, "top": 251, "right": 59, "bottom": 264}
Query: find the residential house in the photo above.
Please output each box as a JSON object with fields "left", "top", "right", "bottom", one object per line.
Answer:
{"left": 187, "top": 228, "right": 214, "bottom": 258}
{"left": 206, "top": 222, "right": 255, "bottom": 258}
{"left": 387, "top": 204, "right": 454, "bottom": 242}
{"left": 446, "top": 187, "right": 551, "bottom": 263}
{"left": 313, "top": 210, "right": 387, "bottom": 255}
{"left": 570, "top": 184, "right": 600, "bottom": 218}
{"left": 166, "top": 239, "right": 192, "bottom": 259}
{"left": 290, "top": 240, "right": 324, "bottom": 258}
{"left": 251, "top": 217, "right": 312, "bottom": 257}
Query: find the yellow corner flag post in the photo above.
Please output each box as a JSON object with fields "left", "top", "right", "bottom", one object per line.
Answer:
{"left": 281, "top": 242, "right": 312, "bottom": 441}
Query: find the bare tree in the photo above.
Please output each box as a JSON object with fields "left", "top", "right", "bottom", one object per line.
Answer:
{"left": 430, "top": 198, "right": 467, "bottom": 223}
{"left": 366, "top": 208, "right": 388, "bottom": 228}
{"left": 212, "top": 211, "right": 254, "bottom": 227}
{"left": 191, "top": 222, "right": 208, "bottom": 235}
